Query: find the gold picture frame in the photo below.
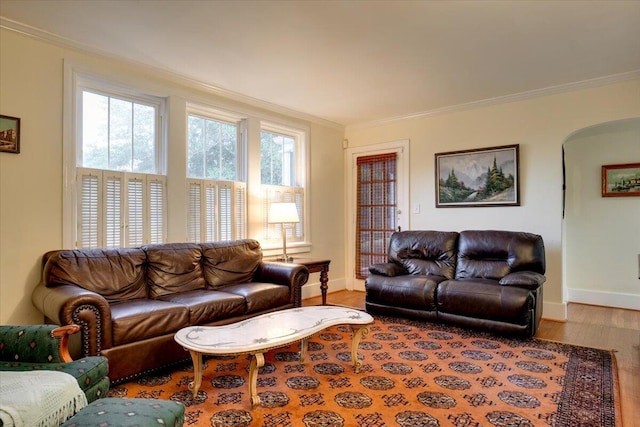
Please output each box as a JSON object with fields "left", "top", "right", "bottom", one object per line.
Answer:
{"left": 0, "top": 115, "right": 20, "bottom": 154}
{"left": 435, "top": 144, "right": 520, "bottom": 207}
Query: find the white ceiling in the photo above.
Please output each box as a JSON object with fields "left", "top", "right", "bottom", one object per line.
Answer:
{"left": 1, "top": 1, "right": 639, "bottom": 127}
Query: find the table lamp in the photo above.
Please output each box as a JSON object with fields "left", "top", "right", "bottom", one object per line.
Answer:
{"left": 268, "top": 202, "right": 299, "bottom": 262}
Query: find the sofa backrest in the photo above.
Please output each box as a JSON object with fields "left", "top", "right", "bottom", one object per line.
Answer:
{"left": 43, "top": 239, "right": 265, "bottom": 301}
{"left": 201, "top": 239, "right": 263, "bottom": 288}
{"left": 43, "top": 248, "right": 148, "bottom": 302}
{"left": 456, "top": 230, "right": 546, "bottom": 280}
{"left": 387, "top": 230, "right": 459, "bottom": 279}
{"left": 143, "top": 243, "right": 206, "bottom": 298}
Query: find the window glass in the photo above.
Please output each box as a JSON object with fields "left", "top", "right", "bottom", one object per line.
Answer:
{"left": 81, "top": 91, "right": 156, "bottom": 173}
{"left": 188, "top": 115, "right": 237, "bottom": 180}
{"left": 261, "top": 130, "right": 295, "bottom": 186}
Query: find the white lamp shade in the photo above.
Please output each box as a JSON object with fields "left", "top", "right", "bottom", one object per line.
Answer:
{"left": 268, "top": 202, "right": 300, "bottom": 224}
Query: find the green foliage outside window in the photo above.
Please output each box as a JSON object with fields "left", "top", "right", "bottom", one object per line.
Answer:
{"left": 187, "top": 115, "right": 237, "bottom": 180}
{"left": 82, "top": 91, "right": 156, "bottom": 173}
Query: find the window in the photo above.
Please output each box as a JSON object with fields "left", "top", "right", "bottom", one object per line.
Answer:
{"left": 261, "top": 123, "right": 306, "bottom": 246}
{"left": 74, "top": 77, "right": 166, "bottom": 249}
{"left": 65, "top": 67, "right": 309, "bottom": 252}
{"left": 187, "top": 112, "right": 246, "bottom": 242}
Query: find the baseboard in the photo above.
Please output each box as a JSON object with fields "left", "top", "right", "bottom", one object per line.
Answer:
{"left": 542, "top": 301, "right": 567, "bottom": 322}
{"left": 301, "top": 278, "right": 347, "bottom": 300}
{"left": 567, "top": 288, "right": 640, "bottom": 311}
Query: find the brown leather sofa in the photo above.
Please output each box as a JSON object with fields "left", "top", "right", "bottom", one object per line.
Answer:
{"left": 365, "top": 230, "right": 546, "bottom": 337}
{"left": 31, "top": 239, "right": 309, "bottom": 383}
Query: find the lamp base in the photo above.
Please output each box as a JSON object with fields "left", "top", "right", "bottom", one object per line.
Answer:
{"left": 276, "top": 256, "right": 294, "bottom": 263}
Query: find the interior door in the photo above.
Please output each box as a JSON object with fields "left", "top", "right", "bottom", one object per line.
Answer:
{"left": 346, "top": 140, "right": 409, "bottom": 292}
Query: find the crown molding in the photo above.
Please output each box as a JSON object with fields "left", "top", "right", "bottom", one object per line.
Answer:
{"left": 346, "top": 70, "right": 640, "bottom": 131}
{"left": 0, "top": 17, "right": 345, "bottom": 132}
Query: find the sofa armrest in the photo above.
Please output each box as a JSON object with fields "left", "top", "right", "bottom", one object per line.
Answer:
{"left": 32, "top": 282, "right": 113, "bottom": 357}
{"left": 0, "top": 324, "right": 79, "bottom": 363}
{"left": 256, "top": 262, "right": 310, "bottom": 306}
{"left": 369, "top": 262, "right": 407, "bottom": 277}
{"left": 499, "top": 271, "right": 546, "bottom": 290}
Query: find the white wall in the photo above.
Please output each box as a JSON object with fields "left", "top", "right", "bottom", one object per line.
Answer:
{"left": 0, "top": 28, "right": 345, "bottom": 324}
{"left": 564, "top": 119, "right": 640, "bottom": 310}
{"left": 345, "top": 80, "right": 640, "bottom": 320}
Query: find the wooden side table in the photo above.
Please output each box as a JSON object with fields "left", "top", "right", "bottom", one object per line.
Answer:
{"left": 290, "top": 258, "right": 331, "bottom": 305}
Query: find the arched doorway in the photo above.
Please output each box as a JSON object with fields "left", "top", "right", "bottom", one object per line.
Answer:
{"left": 562, "top": 118, "right": 640, "bottom": 310}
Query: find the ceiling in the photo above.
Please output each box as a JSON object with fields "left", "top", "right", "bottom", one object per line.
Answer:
{"left": 1, "top": 1, "right": 639, "bottom": 127}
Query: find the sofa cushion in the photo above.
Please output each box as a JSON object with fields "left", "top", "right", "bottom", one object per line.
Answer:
{"left": 110, "top": 299, "right": 190, "bottom": 345}
{"left": 437, "top": 279, "right": 533, "bottom": 325}
{"left": 157, "top": 289, "right": 246, "bottom": 324}
{"left": 43, "top": 249, "right": 147, "bottom": 302}
{"left": 144, "top": 243, "right": 205, "bottom": 298}
{"left": 387, "top": 231, "right": 458, "bottom": 279}
{"left": 202, "top": 239, "right": 262, "bottom": 288}
{"left": 366, "top": 274, "right": 442, "bottom": 311}
{"left": 456, "top": 230, "right": 546, "bottom": 280}
{"left": 219, "top": 282, "right": 291, "bottom": 313}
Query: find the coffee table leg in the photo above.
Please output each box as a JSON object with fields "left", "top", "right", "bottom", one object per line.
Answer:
{"left": 351, "top": 325, "right": 370, "bottom": 373}
{"left": 249, "top": 352, "right": 265, "bottom": 407}
{"left": 299, "top": 337, "right": 309, "bottom": 363}
{"left": 188, "top": 350, "right": 203, "bottom": 398}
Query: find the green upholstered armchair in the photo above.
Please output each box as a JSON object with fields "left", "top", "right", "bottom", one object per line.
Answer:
{"left": 0, "top": 324, "right": 109, "bottom": 403}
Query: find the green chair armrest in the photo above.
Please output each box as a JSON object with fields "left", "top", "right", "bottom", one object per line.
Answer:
{"left": 0, "top": 324, "right": 79, "bottom": 363}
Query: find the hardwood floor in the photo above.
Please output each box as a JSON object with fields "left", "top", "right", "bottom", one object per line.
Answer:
{"left": 304, "top": 291, "right": 640, "bottom": 427}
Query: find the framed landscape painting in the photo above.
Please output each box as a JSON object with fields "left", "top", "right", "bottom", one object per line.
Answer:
{"left": 602, "top": 163, "right": 640, "bottom": 197}
{"left": 0, "top": 115, "right": 20, "bottom": 154}
{"left": 435, "top": 144, "right": 520, "bottom": 207}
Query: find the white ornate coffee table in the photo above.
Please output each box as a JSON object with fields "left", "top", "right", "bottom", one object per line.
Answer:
{"left": 174, "top": 305, "right": 374, "bottom": 407}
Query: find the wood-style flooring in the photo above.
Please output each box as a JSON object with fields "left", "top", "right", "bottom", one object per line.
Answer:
{"left": 303, "top": 290, "right": 640, "bottom": 427}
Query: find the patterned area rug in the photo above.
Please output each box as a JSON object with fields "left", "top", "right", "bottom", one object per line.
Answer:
{"left": 108, "top": 315, "right": 620, "bottom": 426}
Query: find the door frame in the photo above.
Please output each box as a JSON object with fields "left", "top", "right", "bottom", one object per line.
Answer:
{"left": 345, "top": 139, "right": 410, "bottom": 291}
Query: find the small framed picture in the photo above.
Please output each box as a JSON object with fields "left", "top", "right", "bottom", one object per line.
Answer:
{"left": 435, "top": 144, "right": 520, "bottom": 207}
{"left": 602, "top": 163, "right": 640, "bottom": 197}
{"left": 0, "top": 115, "right": 20, "bottom": 154}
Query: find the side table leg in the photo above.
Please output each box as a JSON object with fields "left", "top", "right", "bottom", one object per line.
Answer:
{"left": 187, "top": 350, "right": 203, "bottom": 398}
{"left": 249, "top": 352, "right": 265, "bottom": 407}
{"left": 351, "top": 325, "right": 370, "bottom": 373}
{"left": 320, "top": 266, "right": 329, "bottom": 305}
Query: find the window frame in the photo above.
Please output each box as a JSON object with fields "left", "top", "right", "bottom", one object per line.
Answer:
{"left": 63, "top": 66, "right": 167, "bottom": 248}
{"left": 185, "top": 105, "right": 248, "bottom": 243}
{"left": 260, "top": 121, "right": 310, "bottom": 253}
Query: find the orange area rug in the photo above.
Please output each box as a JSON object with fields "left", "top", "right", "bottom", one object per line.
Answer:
{"left": 108, "top": 315, "right": 620, "bottom": 426}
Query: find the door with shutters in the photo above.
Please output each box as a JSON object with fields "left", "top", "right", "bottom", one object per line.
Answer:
{"left": 346, "top": 140, "right": 409, "bottom": 291}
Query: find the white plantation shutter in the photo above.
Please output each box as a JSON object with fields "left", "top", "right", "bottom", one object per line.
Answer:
{"left": 148, "top": 177, "right": 166, "bottom": 244}
{"left": 76, "top": 168, "right": 166, "bottom": 249}
{"left": 294, "top": 191, "right": 304, "bottom": 240}
{"left": 104, "top": 173, "right": 122, "bottom": 248}
{"left": 205, "top": 183, "right": 217, "bottom": 241}
{"left": 187, "top": 181, "right": 202, "bottom": 242}
{"left": 219, "top": 183, "right": 232, "bottom": 241}
{"left": 234, "top": 183, "right": 246, "bottom": 239}
{"left": 78, "top": 170, "right": 101, "bottom": 248}
{"left": 262, "top": 185, "right": 304, "bottom": 243}
{"left": 126, "top": 175, "right": 144, "bottom": 247}
{"left": 187, "top": 179, "right": 246, "bottom": 243}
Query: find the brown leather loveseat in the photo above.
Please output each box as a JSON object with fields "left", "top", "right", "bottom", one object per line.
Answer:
{"left": 365, "top": 230, "right": 546, "bottom": 337}
{"left": 31, "top": 239, "right": 309, "bottom": 383}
